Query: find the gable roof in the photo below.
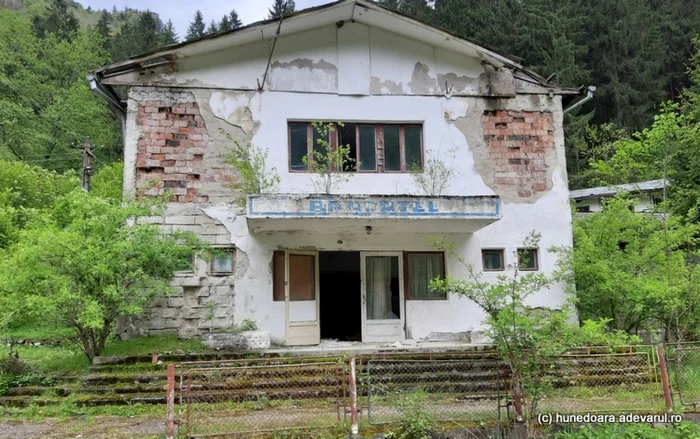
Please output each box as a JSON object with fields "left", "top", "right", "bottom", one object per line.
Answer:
{"left": 90, "top": 0, "right": 589, "bottom": 110}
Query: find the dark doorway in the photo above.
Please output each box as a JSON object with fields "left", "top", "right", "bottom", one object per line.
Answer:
{"left": 320, "top": 251, "right": 361, "bottom": 341}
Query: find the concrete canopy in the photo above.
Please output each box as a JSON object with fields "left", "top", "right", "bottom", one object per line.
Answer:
{"left": 246, "top": 194, "right": 501, "bottom": 234}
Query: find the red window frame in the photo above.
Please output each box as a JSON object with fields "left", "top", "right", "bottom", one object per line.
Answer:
{"left": 287, "top": 122, "right": 424, "bottom": 173}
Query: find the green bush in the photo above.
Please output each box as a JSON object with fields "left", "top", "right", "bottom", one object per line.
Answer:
{"left": 385, "top": 389, "right": 438, "bottom": 439}
{"left": 551, "top": 423, "right": 700, "bottom": 439}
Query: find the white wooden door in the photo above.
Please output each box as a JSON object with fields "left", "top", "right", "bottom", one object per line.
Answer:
{"left": 285, "top": 250, "right": 320, "bottom": 346}
{"left": 361, "top": 252, "right": 405, "bottom": 343}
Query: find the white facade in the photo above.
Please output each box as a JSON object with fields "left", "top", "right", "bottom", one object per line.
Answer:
{"left": 95, "top": 0, "right": 584, "bottom": 346}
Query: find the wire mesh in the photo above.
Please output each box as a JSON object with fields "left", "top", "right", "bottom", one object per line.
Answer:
{"left": 538, "top": 351, "right": 662, "bottom": 415}
{"left": 672, "top": 346, "right": 700, "bottom": 408}
{"left": 365, "top": 359, "right": 509, "bottom": 425}
{"left": 178, "top": 360, "right": 348, "bottom": 438}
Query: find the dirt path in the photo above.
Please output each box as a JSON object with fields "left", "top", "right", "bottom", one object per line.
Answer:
{"left": 0, "top": 416, "right": 164, "bottom": 439}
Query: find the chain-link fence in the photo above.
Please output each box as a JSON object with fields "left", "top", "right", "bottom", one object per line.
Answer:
{"left": 175, "top": 358, "right": 348, "bottom": 438}
{"left": 365, "top": 358, "right": 510, "bottom": 425}
{"left": 539, "top": 349, "right": 662, "bottom": 415}
{"left": 164, "top": 345, "right": 686, "bottom": 437}
{"left": 671, "top": 344, "right": 700, "bottom": 409}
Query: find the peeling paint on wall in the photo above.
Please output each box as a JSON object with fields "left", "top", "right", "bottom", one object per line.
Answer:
{"left": 209, "top": 91, "right": 259, "bottom": 136}
{"left": 270, "top": 58, "right": 338, "bottom": 93}
{"left": 370, "top": 76, "right": 403, "bottom": 95}
{"left": 408, "top": 62, "right": 437, "bottom": 94}
{"left": 438, "top": 72, "right": 479, "bottom": 94}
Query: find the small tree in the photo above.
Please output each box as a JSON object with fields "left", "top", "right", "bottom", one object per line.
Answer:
{"left": 225, "top": 132, "right": 281, "bottom": 207}
{"left": 302, "top": 122, "right": 356, "bottom": 195}
{"left": 430, "top": 232, "right": 636, "bottom": 437}
{"left": 411, "top": 147, "right": 462, "bottom": 196}
{"left": 0, "top": 190, "right": 206, "bottom": 360}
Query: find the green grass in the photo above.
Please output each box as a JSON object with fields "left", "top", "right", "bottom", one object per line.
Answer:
{"left": 0, "top": 345, "right": 89, "bottom": 374}
{"left": 0, "top": 334, "right": 208, "bottom": 375}
{"left": 549, "top": 422, "right": 700, "bottom": 439}
{"left": 100, "top": 334, "right": 207, "bottom": 357}
{"left": 0, "top": 401, "right": 164, "bottom": 421}
{"left": 6, "top": 324, "right": 75, "bottom": 342}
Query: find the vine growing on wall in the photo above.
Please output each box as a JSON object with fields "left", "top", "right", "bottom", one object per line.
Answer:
{"left": 411, "top": 147, "right": 462, "bottom": 196}
{"left": 303, "top": 122, "right": 356, "bottom": 195}
{"left": 223, "top": 130, "right": 281, "bottom": 207}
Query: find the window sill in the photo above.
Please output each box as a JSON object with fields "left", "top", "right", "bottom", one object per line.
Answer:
{"left": 210, "top": 272, "right": 234, "bottom": 277}
{"left": 406, "top": 297, "right": 448, "bottom": 301}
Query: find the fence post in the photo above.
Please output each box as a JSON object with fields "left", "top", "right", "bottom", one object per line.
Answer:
{"left": 349, "top": 356, "right": 359, "bottom": 435}
{"left": 657, "top": 344, "right": 673, "bottom": 413}
{"left": 166, "top": 363, "right": 175, "bottom": 439}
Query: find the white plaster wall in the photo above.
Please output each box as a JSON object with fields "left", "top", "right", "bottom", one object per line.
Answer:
{"left": 167, "top": 24, "right": 486, "bottom": 97}
{"left": 197, "top": 91, "right": 572, "bottom": 343}
{"left": 212, "top": 91, "right": 493, "bottom": 196}
{"left": 575, "top": 198, "right": 603, "bottom": 212}
{"left": 125, "top": 22, "right": 575, "bottom": 344}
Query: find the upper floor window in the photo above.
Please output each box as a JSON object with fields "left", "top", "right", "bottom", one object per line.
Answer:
{"left": 288, "top": 122, "right": 423, "bottom": 173}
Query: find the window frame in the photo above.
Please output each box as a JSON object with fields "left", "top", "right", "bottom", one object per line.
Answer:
{"left": 210, "top": 247, "right": 235, "bottom": 276}
{"left": 481, "top": 249, "right": 506, "bottom": 272}
{"left": 175, "top": 254, "right": 196, "bottom": 276}
{"left": 403, "top": 251, "right": 447, "bottom": 301}
{"left": 517, "top": 248, "right": 539, "bottom": 271}
{"left": 287, "top": 122, "right": 424, "bottom": 174}
{"left": 272, "top": 250, "right": 317, "bottom": 302}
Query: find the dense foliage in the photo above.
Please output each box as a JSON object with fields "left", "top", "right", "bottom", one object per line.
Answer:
{"left": 0, "top": 160, "right": 205, "bottom": 360}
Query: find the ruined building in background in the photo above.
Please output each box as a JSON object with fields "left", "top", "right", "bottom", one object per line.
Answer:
{"left": 89, "top": 0, "right": 593, "bottom": 346}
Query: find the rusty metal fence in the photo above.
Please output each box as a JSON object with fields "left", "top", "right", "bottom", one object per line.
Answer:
{"left": 538, "top": 349, "right": 662, "bottom": 415}
{"left": 666, "top": 342, "right": 700, "bottom": 411}
{"left": 365, "top": 359, "right": 509, "bottom": 425}
{"left": 172, "top": 358, "right": 349, "bottom": 438}
{"left": 164, "top": 344, "right": 700, "bottom": 438}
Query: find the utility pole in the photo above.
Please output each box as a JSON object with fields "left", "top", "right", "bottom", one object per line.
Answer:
{"left": 81, "top": 137, "right": 94, "bottom": 192}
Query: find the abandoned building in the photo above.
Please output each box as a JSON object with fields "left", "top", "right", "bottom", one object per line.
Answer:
{"left": 89, "top": 0, "right": 593, "bottom": 346}
{"left": 570, "top": 179, "right": 668, "bottom": 214}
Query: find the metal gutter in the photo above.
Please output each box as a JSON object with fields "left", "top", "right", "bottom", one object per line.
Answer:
{"left": 563, "top": 85, "right": 596, "bottom": 115}
{"left": 87, "top": 74, "right": 126, "bottom": 114}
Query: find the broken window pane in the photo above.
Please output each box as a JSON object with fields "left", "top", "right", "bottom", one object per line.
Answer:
{"left": 312, "top": 125, "right": 330, "bottom": 164}
{"left": 384, "top": 125, "right": 400, "bottom": 171}
{"left": 290, "top": 123, "right": 308, "bottom": 171}
{"left": 405, "top": 125, "right": 422, "bottom": 171}
{"left": 289, "top": 254, "right": 315, "bottom": 301}
{"left": 338, "top": 123, "right": 357, "bottom": 172}
{"left": 358, "top": 125, "right": 376, "bottom": 171}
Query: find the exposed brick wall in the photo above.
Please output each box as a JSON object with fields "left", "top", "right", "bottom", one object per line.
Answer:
{"left": 482, "top": 110, "right": 555, "bottom": 198}
{"left": 135, "top": 100, "right": 234, "bottom": 202}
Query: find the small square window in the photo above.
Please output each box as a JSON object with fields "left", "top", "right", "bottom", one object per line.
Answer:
{"left": 576, "top": 205, "right": 591, "bottom": 213}
{"left": 211, "top": 249, "right": 235, "bottom": 275}
{"left": 176, "top": 254, "right": 195, "bottom": 274}
{"left": 517, "top": 248, "right": 539, "bottom": 271}
{"left": 482, "top": 249, "right": 504, "bottom": 271}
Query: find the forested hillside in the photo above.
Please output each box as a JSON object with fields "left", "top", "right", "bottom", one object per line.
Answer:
{"left": 1, "top": 0, "right": 699, "bottom": 190}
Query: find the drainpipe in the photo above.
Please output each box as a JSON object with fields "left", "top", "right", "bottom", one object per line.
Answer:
{"left": 563, "top": 85, "right": 596, "bottom": 115}
{"left": 88, "top": 73, "right": 127, "bottom": 162}
{"left": 88, "top": 74, "right": 125, "bottom": 114}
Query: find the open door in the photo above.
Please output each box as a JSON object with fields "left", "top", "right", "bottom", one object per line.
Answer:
{"left": 361, "top": 252, "right": 405, "bottom": 343}
{"left": 285, "top": 251, "right": 320, "bottom": 346}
